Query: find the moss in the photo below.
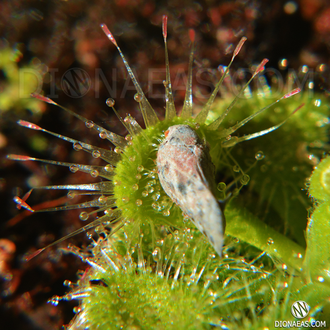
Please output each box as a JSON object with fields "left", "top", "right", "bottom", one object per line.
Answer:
{"left": 0, "top": 44, "right": 45, "bottom": 115}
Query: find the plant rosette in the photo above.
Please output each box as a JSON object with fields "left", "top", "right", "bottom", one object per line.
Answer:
{"left": 8, "top": 16, "right": 330, "bottom": 329}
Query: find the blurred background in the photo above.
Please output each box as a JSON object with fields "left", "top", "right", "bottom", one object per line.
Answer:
{"left": 1, "top": 0, "right": 330, "bottom": 328}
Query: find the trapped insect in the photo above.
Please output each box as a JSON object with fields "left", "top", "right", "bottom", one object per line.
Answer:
{"left": 157, "top": 125, "right": 225, "bottom": 257}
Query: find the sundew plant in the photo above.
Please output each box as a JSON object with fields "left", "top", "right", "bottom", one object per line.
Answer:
{"left": 8, "top": 15, "right": 330, "bottom": 329}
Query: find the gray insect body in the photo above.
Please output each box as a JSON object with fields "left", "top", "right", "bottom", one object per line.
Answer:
{"left": 156, "top": 125, "right": 225, "bottom": 257}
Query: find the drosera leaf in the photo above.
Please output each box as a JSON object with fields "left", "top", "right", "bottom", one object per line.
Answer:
{"left": 308, "top": 154, "right": 330, "bottom": 202}
{"left": 304, "top": 155, "right": 330, "bottom": 284}
{"left": 212, "top": 92, "right": 329, "bottom": 248}
{"left": 225, "top": 199, "right": 305, "bottom": 273}
{"left": 303, "top": 203, "right": 330, "bottom": 284}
